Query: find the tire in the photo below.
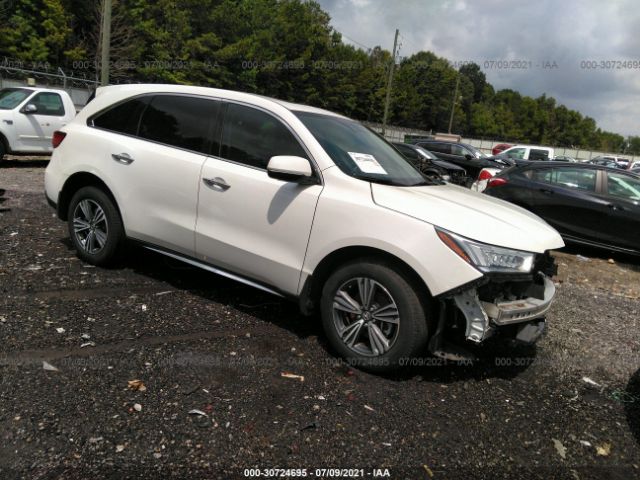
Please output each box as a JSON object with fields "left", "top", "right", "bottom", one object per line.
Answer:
{"left": 320, "top": 259, "right": 430, "bottom": 372}
{"left": 67, "top": 186, "right": 125, "bottom": 266}
{"left": 0, "top": 140, "right": 5, "bottom": 163}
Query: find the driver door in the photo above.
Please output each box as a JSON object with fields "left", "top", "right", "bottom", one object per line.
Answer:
{"left": 13, "top": 92, "right": 67, "bottom": 151}
{"left": 195, "top": 102, "right": 323, "bottom": 295}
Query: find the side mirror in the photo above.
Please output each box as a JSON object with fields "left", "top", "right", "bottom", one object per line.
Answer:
{"left": 267, "top": 155, "right": 314, "bottom": 183}
{"left": 22, "top": 103, "right": 38, "bottom": 114}
{"left": 464, "top": 153, "right": 474, "bottom": 160}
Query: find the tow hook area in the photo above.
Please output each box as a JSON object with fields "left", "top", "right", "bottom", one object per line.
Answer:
{"left": 453, "top": 290, "right": 493, "bottom": 343}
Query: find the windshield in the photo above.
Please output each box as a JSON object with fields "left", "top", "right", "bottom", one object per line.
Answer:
{"left": 294, "top": 111, "right": 433, "bottom": 186}
{"left": 0, "top": 88, "right": 33, "bottom": 110}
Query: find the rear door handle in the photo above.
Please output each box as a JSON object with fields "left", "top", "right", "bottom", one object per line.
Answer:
{"left": 203, "top": 177, "right": 230, "bottom": 190}
{"left": 607, "top": 203, "right": 624, "bottom": 211}
{"left": 538, "top": 188, "right": 554, "bottom": 195}
{"left": 112, "top": 153, "right": 134, "bottom": 165}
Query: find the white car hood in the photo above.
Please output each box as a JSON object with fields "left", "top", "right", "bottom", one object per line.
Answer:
{"left": 372, "top": 183, "right": 564, "bottom": 253}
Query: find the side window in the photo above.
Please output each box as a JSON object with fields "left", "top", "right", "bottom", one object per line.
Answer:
{"left": 533, "top": 167, "right": 597, "bottom": 191}
{"left": 427, "top": 143, "right": 450, "bottom": 154}
{"left": 450, "top": 144, "right": 466, "bottom": 156}
{"left": 505, "top": 147, "right": 526, "bottom": 159}
{"left": 221, "top": 103, "right": 307, "bottom": 169}
{"left": 92, "top": 97, "right": 150, "bottom": 136}
{"left": 139, "top": 95, "right": 221, "bottom": 154}
{"left": 28, "top": 92, "right": 65, "bottom": 116}
{"left": 530, "top": 149, "right": 550, "bottom": 161}
{"left": 606, "top": 173, "right": 640, "bottom": 202}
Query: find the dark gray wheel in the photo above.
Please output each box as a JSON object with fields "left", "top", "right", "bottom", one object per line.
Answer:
{"left": 67, "top": 186, "right": 125, "bottom": 266}
{"left": 320, "top": 259, "right": 430, "bottom": 372}
{"left": 0, "top": 141, "right": 6, "bottom": 163}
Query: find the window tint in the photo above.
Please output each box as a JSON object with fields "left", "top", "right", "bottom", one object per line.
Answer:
{"left": 221, "top": 103, "right": 306, "bottom": 169}
{"left": 139, "top": 95, "right": 221, "bottom": 154}
{"left": 395, "top": 144, "right": 420, "bottom": 161}
{"left": 606, "top": 172, "right": 640, "bottom": 202}
{"left": 424, "top": 143, "right": 450, "bottom": 154}
{"left": 530, "top": 149, "right": 550, "bottom": 161}
{"left": 29, "top": 92, "right": 65, "bottom": 116}
{"left": 531, "top": 167, "right": 596, "bottom": 191}
{"left": 93, "top": 97, "right": 150, "bottom": 136}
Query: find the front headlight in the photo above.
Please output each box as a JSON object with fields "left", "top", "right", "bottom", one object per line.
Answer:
{"left": 436, "top": 228, "right": 535, "bottom": 273}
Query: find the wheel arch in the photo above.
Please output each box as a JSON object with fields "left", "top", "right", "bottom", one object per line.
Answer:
{"left": 0, "top": 130, "right": 10, "bottom": 155}
{"left": 57, "top": 172, "right": 122, "bottom": 222}
{"left": 299, "top": 246, "right": 433, "bottom": 315}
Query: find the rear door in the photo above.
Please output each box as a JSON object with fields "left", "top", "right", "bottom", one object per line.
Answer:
{"left": 89, "top": 94, "right": 219, "bottom": 256}
{"left": 195, "top": 102, "right": 322, "bottom": 295}
{"left": 600, "top": 171, "right": 640, "bottom": 251}
{"left": 526, "top": 166, "right": 609, "bottom": 243}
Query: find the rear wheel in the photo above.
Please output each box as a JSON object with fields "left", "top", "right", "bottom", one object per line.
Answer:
{"left": 320, "top": 259, "right": 430, "bottom": 372}
{"left": 0, "top": 141, "right": 6, "bottom": 163}
{"left": 67, "top": 186, "right": 125, "bottom": 266}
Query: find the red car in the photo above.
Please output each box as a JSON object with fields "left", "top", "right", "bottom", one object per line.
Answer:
{"left": 492, "top": 143, "right": 513, "bottom": 155}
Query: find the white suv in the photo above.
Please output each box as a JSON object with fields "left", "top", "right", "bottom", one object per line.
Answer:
{"left": 45, "top": 84, "right": 564, "bottom": 371}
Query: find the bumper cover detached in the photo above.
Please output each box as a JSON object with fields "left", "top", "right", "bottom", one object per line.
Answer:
{"left": 452, "top": 275, "right": 556, "bottom": 344}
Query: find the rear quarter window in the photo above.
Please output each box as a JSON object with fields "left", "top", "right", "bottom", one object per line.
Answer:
{"left": 92, "top": 97, "right": 150, "bottom": 136}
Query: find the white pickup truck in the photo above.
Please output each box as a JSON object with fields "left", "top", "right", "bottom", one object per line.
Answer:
{"left": 0, "top": 87, "right": 76, "bottom": 160}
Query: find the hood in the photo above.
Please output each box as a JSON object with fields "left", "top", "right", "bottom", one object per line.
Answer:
{"left": 372, "top": 183, "right": 564, "bottom": 253}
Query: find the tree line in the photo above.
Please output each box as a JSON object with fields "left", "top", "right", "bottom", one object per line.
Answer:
{"left": 1, "top": 0, "right": 637, "bottom": 154}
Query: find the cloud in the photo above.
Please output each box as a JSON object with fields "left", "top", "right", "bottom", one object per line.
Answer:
{"left": 317, "top": 0, "right": 640, "bottom": 136}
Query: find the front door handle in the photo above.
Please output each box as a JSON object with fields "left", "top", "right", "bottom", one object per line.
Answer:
{"left": 203, "top": 177, "right": 230, "bottom": 191}
{"left": 607, "top": 203, "right": 624, "bottom": 211}
{"left": 112, "top": 153, "right": 134, "bottom": 165}
{"left": 539, "top": 188, "right": 554, "bottom": 195}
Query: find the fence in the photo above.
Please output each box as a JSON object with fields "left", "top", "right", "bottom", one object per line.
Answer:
{"left": 0, "top": 65, "right": 636, "bottom": 162}
{"left": 0, "top": 65, "right": 98, "bottom": 110}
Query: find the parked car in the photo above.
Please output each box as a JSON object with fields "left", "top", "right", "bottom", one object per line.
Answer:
{"left": 589, "top": 156, "right": 625, "bottom": 169}
{"left": 632, "top": 165, "right": 640, "bottom": 174}
{"left": 413, "top": 139, "right": 500, "bottom": 178}
{"left": 484, "top": 162, "right": 640, "bottom": 255}
{"left": 0, "top": 87, "right": 76, "bottom": 159}
{"left": 553, "top": 155, "right": 578, "bottom": 163}
{"left": 492, "top": 143, "right": 513, "bottom": 155}
{"left": 500, "top": 145, "right": 555, "bottom": 161}
{"left": 45, "top": 84, "right": 564, "bottom": 371}
{"left": 392, "top": 142, "right": 468, "bottom": 185}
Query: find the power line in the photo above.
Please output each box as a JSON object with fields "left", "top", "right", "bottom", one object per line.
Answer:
{"left": 339, "top": 32, "right": 373, "bottom": 53}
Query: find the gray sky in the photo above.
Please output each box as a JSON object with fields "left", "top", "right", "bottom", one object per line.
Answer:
{"left": 317, "top": 0, "right": 640, "bottom": 137}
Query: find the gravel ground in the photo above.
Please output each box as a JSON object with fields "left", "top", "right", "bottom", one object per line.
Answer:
{"left": 1, "top": 160, "right": 640, "bottom": 479}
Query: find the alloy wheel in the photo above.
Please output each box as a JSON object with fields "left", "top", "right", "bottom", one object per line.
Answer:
{"left": 332, "top": 277, "right": 400, "bottom": 357}
{"left": 72, "top": 199, "right": 109, "bottom": 254}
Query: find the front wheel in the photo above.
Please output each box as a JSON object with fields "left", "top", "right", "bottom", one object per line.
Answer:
{"left": 320, "top": 259, "right": 430, "bottom": 372}
{"left": 67, "top": 186, "right": 125, "bottom": 266}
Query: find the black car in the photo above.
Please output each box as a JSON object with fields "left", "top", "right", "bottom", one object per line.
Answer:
{"left": 484, "top": 162, "right": 640, "bottom": 255}
{"left": 392, "top": 142, "right": 468, "bottom": 185}
{"left": 589, "top": 157, "right": 625, "bottom": 169}
{"left": 413, "top": 140, "right": 504, "bottom": 178}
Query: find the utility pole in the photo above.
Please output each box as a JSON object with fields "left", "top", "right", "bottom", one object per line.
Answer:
{"left": 381, "top": 28, "right": 399, "bottom": 136}
{"left": 100, "top": 0, "right": 112, "bottom": 86}
{"left": 448, "top": 71, "right": 460, "bottom": 134}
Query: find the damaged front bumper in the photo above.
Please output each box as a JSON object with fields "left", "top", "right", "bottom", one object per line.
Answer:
{"left": 451, "top": 274, "right": 556, "bottom": 345}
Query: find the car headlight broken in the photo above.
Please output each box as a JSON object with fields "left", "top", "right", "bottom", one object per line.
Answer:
{"left": 436, "top": 228, "right": 535, "bottom": 273}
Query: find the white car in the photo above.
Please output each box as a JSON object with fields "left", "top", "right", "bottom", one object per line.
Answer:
{"left": 501, "top": 145, "right": 554, "bottom": 161}
{"left": 44, "top": 84, "right": 564, "bottom": 371}
{"left": 0, "top": 87, "right": 76, "bottom": 158}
